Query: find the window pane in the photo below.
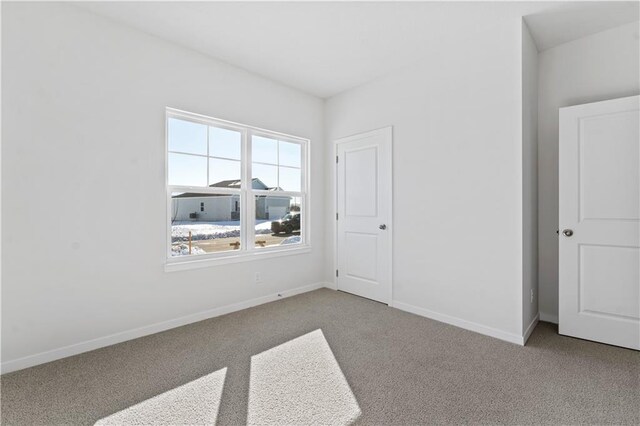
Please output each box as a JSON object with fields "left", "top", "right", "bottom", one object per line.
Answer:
{"left": 209, "top": 127, "right": 241, "bottom": 160}
{"left": 171, "top": 192, "right": 241, "bottom": 256}
{"left": 252, "top": 163, "right": 278, "bottom": 189}
{"left": 252, "top": 135, "right": 278, "bottom": 164}
{"left": 168, "top": 118, "right": 207, "bottom": 155}
{"left": 255, "top": 196, "right": 302, "bottom": 248}
{"left": 209, "top": 158, "right": 241, "bottom": 186}
{"left": 279, "top": 141, "right": 301, "bottom": 167}
{"left": 168, "top": 153, "right": 207, "bottom": 186}
{"left": 279, "top": 167, "right": 301, "bottom": 192}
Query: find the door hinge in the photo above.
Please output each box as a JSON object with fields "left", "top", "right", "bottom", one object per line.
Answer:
{"left": 336, "top": 212, "right": 338, "bottom": 220}
{"left": 336, "top": 269, "right": 339, "bottom": 277}
{"left": 336, "top": 155, "right": 339, "bottom": 163}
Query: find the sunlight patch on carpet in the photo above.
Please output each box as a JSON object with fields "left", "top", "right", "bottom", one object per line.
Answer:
{"left": 95, "top": 368, "right": 227, "bottom": 425}
{"left": 248, "top": 329, "right": 361, "bottom": 425}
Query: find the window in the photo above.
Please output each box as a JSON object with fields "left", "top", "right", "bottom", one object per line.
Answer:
{"left": 166, "top": 108, "right": 309, "bottom": 267}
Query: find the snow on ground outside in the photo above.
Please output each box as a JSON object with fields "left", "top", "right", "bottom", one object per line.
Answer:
{"left": 171, "top": 244, "right": 207, "bottom": 256}
{"left": 171, "top": 220, "right": 272, "bottom": 242}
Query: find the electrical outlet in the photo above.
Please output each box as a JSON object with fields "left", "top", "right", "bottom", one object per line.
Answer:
{"left": 255, "top": 272, "right": 262, "bottom": 284}
{"left": 530, "top": 289, "right": 534, "bottom": 303}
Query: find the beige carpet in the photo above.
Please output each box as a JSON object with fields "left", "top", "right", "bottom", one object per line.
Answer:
{"left": 1, "top": 288, "right": 639, "bottom": 425}
{"left": 95, "top": 368, "right": 227, "bottom": 425}
{"left": 247, "top": 329, "right": 360, "bottom": 425}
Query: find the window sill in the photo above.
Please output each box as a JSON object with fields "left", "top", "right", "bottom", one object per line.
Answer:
{"left": 164, "top": 245, "right": 312, "bottom": 272}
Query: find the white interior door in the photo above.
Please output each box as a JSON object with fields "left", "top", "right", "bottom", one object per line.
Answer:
{"left": 559, "top": 95, "right": 640, "bottom": 350}
{"left": 336, "top": 127, "right": 392, "bottom": 304}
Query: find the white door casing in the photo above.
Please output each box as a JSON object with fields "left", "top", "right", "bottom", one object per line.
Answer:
{"left": 335, "top": 127, "right": 392, "bottom": 304}
{"left": 559, "top": 95, "right": 640, "bottom": 350}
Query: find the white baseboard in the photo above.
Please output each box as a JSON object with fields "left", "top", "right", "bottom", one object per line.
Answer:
{"left": 393, "top": 300, "right": 524, "bottom": 345}
{"left": 540, "top": 311, "right": 558, "bottom": 324}
{"left": 324, "top": 280, "right": 337, "bottom": 290}
{"left": 522, "top": 313, "right": 540, "bottom": 345}
{"left": 1, "top": 282, "right": 328, "bottom": 375}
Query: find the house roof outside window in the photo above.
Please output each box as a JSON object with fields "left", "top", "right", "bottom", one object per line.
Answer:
{"left": 172, "top": 178, "right": 283, "bottom": 198}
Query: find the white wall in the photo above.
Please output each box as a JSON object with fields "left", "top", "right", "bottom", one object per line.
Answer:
{"left": 1, "top": 3, "right": 325, "bottom": 368}
{"left": 537, "top": 21, "right": 640, "bottom": 322}
{"left": 325, "top": 14, "right": 526, "bottom": 341}
{"left": 522, "top": 23, "right": 539, "bottom": 335}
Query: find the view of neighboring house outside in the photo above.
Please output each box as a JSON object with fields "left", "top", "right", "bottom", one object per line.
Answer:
{"left": 172, "top": 192, "right": 240, "bottom": 222}
{"left": 255, "top": 194, "right": 290, "bottom": 220}
{"left": 171, "top": 178, "right": 292, "bottom": 222}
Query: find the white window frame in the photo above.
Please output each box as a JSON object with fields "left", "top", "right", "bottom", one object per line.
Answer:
{"left": 165, "top": 107, "right": 311, "bottom": 272}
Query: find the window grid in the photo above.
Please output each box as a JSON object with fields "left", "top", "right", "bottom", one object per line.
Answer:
{"left": 166, "top": 108, "right": 309, "bottom": 263}
{"left": 251, "top": 140, "right": 302, "bottom": 192}
{"left": 168, "top": 137, "right": 242, "bottom": 188}
{"left": 206, "top": 123, "right": 209, "bottom": 186}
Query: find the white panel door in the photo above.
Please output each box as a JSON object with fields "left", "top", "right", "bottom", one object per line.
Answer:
{"left": 559, "top": 95, "right": 640, "bottom": 350}
{"left": 336, "top": 127, "right": 392, "bottom": 304}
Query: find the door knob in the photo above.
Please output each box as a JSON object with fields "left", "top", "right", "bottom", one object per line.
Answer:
{"left": 562, "top": 229, "right": 573, "bottom": 237}
{"left": 379, "top": 224, "right": 387, "bottom": 230}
